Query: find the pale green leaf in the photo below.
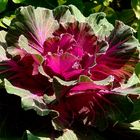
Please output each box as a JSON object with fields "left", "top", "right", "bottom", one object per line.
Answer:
{"left": 4, "top": 79, "right": 54, "bottom": 116}
{"left": 0, "top": 30, "right": 6, "bottom": 43}
{"left": 121, "top": 73, "right": 140, "bottom": 88}
{"left": 130, "top": 120, "right": 140, "bottom": 130}
{"left": 4, "top": 79, "right": 31, "bottom": 97}
{"left": 93, "top": 75, "right": 114, "bottom": 86}
{"left": 25, "top": 129, "right": 78, "bottom": 140}
{"left": 86, "top": 12, "right": 114, "bottom": 39}
{"left": 69, "top": 4, "right": 85, "bottom": 22}
{"left": 56, "top": 129, "right": 78, "bottom": 140}
{"left": 53, "top": 5, "right": 75, "bottom": 23}
{"left": 18, "top": 35, "right": 40, "bottom": 54}
{"left": 0, "top": 31, "right": 9, "bottom": 61}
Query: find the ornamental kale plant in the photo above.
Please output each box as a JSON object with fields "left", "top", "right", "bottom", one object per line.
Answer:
{"left": 0, "top": 4, "right": 140, "bottom": 139}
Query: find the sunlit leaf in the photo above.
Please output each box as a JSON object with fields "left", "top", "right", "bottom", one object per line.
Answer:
{"left": 12, "top": 0, "right": 25, "bottom": 3}
{"left": 25, "top": 129, "right": 78, "bottom": 140}
{"left": 131, "top": 0, "right": 140, "bottom": 19}
{"left": 130, "top": 120, "right": 140, "bottom": 130}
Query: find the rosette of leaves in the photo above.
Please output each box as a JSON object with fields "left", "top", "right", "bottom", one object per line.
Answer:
{"left": 0, "top": 4, "right": 140, "bottom": 139}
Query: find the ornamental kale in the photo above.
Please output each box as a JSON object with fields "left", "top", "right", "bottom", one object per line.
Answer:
{"left": 0, "top": 5, "right": 139, "bottom": 136}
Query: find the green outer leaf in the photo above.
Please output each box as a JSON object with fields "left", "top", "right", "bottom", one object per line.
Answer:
{"left": 121, "top": 73, "right": 140, "bottom": 88}
{"left": 53, "top": 5, "right": 75, "bottom": 23}
{"left": 92, "top": 93, "right": 134, "bottom": 130}
{"left": 4, "top": 79, "right": 31, "bottom": 97}
{"left": 4, "top": 79, "right": 55, "bottom": 116}
{"left": 25, "top": 129, "right": 78, "bottom": 140}
{"left": 53, "top": 4, "right": 85, "bottom": 23}
{"left": 6, "top": 6, "right": 59, "bottom": 50}
{"left": 130, "top": 120, "right": 140, "bottom": 130}
{"left": 69, "top": 4, "right": 85, "bottom": 22}
{"left": 57, "top": 129, "right": 78, "bottom": 140}
{"left": 86, "top": 12, "right": 114, "bottom": 39}
{"left": 0, "top": 30, "right": 6, "bottom": 43}
{"left": 104, "top": 94, "right": 133, "bottom": 122}
{"left": 131, "top": 0, "right": 140, "bottom": 19}
{"left": 0, "top": 0, "right": 8, "bottom": 13}
{"left": 0, "top": 31, "right": 9, "bottom": 61}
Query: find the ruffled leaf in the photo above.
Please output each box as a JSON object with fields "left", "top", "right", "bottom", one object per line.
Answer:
{"left": 86, "top": 12, "right": 114, "bottom": 39}
{"left": 53, "top": 22, "right": 97, "bottom": 57}
{"left": 43, "top": 52, "right": 83, "bottom": 80}
{"left": 4, "top": 79, "right": 56, "bottom": 116}
{"left": 53, "top": 5, "right": 75, "bottom": 23}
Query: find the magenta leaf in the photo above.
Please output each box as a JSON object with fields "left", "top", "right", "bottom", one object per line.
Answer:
{"left": 91, "top": 21, "right": 140, "bottom": 85}
{"left": 0, "top": 53, "right": 51, "bottom": 95}
{"left": 54, "top": 22, "right": 97, "bottom": 57}
{"left": 43, "top": 33, "right": 76, "bottom": 56}
{"left": 50, "top": 82, "right": 133, "bottom": 130}
{"left": 43, "top": 52, "right": 83, "bottom": 80}
{"left": 0, "top": 5, "right": 140, "bottom": 135}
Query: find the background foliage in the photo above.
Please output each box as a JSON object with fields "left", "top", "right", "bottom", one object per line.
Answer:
{"left": 0, "top": 0, "right": 140, "bottom": 39}
{"left": 1, "top": 0, "right": 140, "bottom": 140}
